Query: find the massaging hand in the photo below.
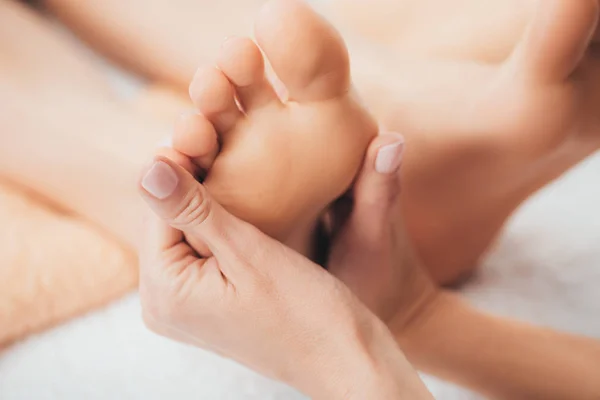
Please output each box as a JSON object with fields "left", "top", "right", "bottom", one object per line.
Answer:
{"left": 326, "top": 134, "right": 600, "bottom": 400}
{"left": 326, "top": 133, "right": 440, "bottom": 333}
{"left": 137, "top": 138, "right": 431, "bottom": 400}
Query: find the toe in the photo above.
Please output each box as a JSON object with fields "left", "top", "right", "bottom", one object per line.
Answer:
{"left": 510, "top": 0, "right": 599, "bottom": 84}
{"left": 217, "top": 37, "right": 279, "bottom": 111}
{"left": 189, "top": 67, "right": 243, "bottom": 132}
{"left": 154, "top": 146, "right": 197, "bottom": 177}
{"left": 254, "top": 0, "right": 351, "bottom": 102}
{"left": 173, "top": 112, "right": 219, "bottom": 170}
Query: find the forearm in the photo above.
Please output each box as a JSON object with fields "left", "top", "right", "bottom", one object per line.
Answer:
{"left": 396, "top": 293, "right": 600, "bottom": 399}
{"left": 295, "top": 318, "right": 433, "bottom": 400}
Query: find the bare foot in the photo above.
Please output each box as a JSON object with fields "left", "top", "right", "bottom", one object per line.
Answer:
{"left": 42, "top": 0, "right": 268, "bottom": 88}
{"left": 172, "top": 0, "right": 377, "bottom": 257}
{"left": 329, "top": 0, "right": 536, "bottom": 63}
{"left": 357, "top": 0, "right": 600, "bottom": 284}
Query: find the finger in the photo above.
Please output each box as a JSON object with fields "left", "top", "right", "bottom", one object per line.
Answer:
{"left": 329, "top": 132, "right": 405, "bottom": 235}
{"left": 141, "top": 207, "right": 183, "bottom": 260}
{"left": 509, "top": 0, "right": 598, "bottom": 84}
{"left": 139, "top": 203, "right": 209, "bottom": 283}
{"left": 327, "top": 133, "right": 406, "bottom": 314}
{"left": 138, "top": 149, "right": 207, "bottom": 280}
{"left": 139, "top": 210, "right": 204, "bottom": 330}
{"left": 139, "top": 155, "right": 223, "bottom": 256}
{"left": 138, "top": 155, "right": 260, "bottom": 270}
{"left": 352, "top": 132, "right": 404, "bottom": 227}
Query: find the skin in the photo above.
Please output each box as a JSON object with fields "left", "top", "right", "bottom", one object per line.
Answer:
{"left": 137, "top": 137, "right": 433, "bottom": 400}
{"left": 177, "top": 1, "right": 379, "bottom": 256}
{"left": 2, "top": 0, "right": 600, "bottom": 397}
{"left": 142, "top": 125, "right": 600, "bottom": 400}
{"left": 42, "top": 0, "right": 266, "bottom": 89}
{"left": 1, "top": 0, "right": 379, "bottom": 259}
{"left": 329, "top": 0, "right": 600, "bottom": 63}
{"left": 328, "top": 0, "right": 535, "bottom": 63}
{"left": 325, "top": 127, "right": 600, "bottom": 400}
{"left": 0, "top": 0, "right": 169, "bottom": 248}
{"left": 351, "top": 0, "right": 600, "bottom": 283}
{"left": 331, "top": 186, "right": 600, "bottom": 399}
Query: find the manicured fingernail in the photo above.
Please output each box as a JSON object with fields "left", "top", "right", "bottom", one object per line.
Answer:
{"left": 141, "top": 161, "right": 179, "bottom": 199}
{"left": 375, "top": 141, "right": 404, "bottom": 174}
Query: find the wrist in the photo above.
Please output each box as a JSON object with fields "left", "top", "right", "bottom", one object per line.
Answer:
{"left": 296, "top": 312, "right": 431, "bottom": 399}
{"left": 389, "top": 288, "right": 452, "bottom": 341}
{"left": 390, "top": 291, "right": 473, "bottom": 369}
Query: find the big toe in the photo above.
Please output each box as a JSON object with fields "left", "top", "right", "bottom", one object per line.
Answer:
{"left": 217, "top": 37, "right": 280, "bottom": 112}
{"left": 254, "top": 0, "right": 351, "bottom": 102}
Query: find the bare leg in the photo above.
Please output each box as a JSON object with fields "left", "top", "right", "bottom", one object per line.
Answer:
{"left": 42, "top": 0, "right": 266, "bottom": 89}
{"left": 0, "top": 0, "right": 168, "bottom": 248}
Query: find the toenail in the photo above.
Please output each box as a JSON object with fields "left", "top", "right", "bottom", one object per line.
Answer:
{"left": 375, "top": 141, "right": 404, "bottom": 174}
{"left": 141, "top": 161, "right": 179, "bottom": 199}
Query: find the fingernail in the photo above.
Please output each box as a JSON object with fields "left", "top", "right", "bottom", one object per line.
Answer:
{"left": 375, "top": 141, "right": 404, "bottom": 174}
{"left": 141, "top": 161, "right": 179, "bottom": 199}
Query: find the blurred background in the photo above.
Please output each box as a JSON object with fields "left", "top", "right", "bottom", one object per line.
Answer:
{"left": 1, "top": 0, "right": 600, "bottom": 399}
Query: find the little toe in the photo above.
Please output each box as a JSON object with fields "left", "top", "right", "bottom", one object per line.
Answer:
{"left": 217, "top": 37, "right": 279, "bottom": 112}
{"left": 254, "top": 0, "right": 351, "bottom": 102}
{"left": 173, "top": 112, "right": 219, "bottom": 170}
{"left": 189, "top": 66, "right": 243, "bottom": 132}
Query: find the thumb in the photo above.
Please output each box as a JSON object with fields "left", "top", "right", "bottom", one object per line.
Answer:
{"left": 328, "top": 132, "right": 407, "bottom": 316}
{"left": 330, "top": 132, "right": 404, "bottom": 237}
{"left": 352, "top": 132, "right": 404, "bottom": 226}
{"left": 138, "top": 156, "right": 244, "bottom": 256}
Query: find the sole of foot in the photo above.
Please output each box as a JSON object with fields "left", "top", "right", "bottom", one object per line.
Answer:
{"left": 328, "top": 0, "right": 536, "bottom": 63}
{"left": 172, "top": 0, "right": 378, "bottom": 258}
{"left": 354, "top": 0, "right": 600, "bottom": 285}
